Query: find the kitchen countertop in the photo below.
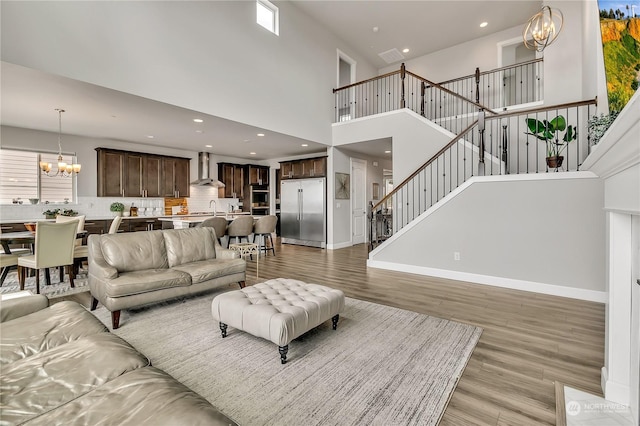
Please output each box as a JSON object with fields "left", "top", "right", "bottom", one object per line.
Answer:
{"left": 1, "top": 212, "right": 252, "bottom": 225}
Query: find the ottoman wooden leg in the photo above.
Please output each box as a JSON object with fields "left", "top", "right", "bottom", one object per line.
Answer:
{"left": 279, "top": 345, "right": 288, "bottom": 364}
{"left": 220, "top": 322, "right": 228, "bottom": 338}
{"left": 332, "top": 314, "right": 340, "bottom": 330}
{"left": 111, "top": 310, "right": 121, "bottom": 329}
{"left": 90, "top": 296, "right": 99, "bottom": 311}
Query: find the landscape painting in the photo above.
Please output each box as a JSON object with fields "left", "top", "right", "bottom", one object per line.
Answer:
{"left": 598, "top": 0, "right": 640, "bottom": 112}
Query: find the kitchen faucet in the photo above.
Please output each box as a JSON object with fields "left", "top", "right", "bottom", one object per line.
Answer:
{"left": 209, "top": 200, "right": 217, "bottom": 216}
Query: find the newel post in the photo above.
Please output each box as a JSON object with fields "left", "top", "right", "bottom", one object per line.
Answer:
{"left": 400, "top": 63, "right": 406, "bottom": 109}
{"left": 475, "top": 67, "right": 480, "bottom": 104}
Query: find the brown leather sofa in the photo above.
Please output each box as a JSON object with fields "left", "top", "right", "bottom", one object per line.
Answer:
{"left": 0, "top": 295, "right": 236, "bottom": 425}
{"left": 88, "top": 227, "right": 246, "bottom": 328}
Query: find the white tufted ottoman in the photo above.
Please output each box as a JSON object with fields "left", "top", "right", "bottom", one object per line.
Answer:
{"left": 211, "top": 278, "right": 345, "bottom": 363}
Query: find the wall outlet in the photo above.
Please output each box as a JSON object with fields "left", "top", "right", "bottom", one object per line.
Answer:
{"left": 454, "top": 252, "right": 461, "bottom": 261}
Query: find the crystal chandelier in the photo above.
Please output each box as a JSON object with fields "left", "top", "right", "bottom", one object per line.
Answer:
{"left": 523, "top": 6, "right": 564, "bottom": 52}
{"left": 40, "top": 108, "right": 81, "bottom": 177}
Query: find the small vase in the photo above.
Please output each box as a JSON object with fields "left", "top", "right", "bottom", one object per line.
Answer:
{"left": 112, "top": 211, "right": 123, "bottom": 217}
{"left": 546, "top": 156, "right": 564, "bottom": 169}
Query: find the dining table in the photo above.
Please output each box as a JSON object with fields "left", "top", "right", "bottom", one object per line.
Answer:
{"left": 0, "top": 230, "right": 88, "bottom": 286}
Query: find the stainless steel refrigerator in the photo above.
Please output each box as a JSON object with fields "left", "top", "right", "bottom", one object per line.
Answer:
{"left": 280, "top": 178, "right": 326, "bottom": 248}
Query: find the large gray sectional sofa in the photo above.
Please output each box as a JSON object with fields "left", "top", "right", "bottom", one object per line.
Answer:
{"left": 0, "top": 294, "right": 236, "bottom": 425}
{"left": 88, "top": 227, "right": 246, "bottom": 328}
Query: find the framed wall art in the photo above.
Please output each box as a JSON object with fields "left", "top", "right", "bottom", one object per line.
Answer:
{"left": 335, "top": 172, "right": 350, "bottom": 199}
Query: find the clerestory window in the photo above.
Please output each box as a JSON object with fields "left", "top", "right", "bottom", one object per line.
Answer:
{"left": 257, "top": 0, "right": 279, "bottom": 35}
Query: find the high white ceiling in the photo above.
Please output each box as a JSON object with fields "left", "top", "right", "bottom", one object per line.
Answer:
{"left": 1, "top": 1, "right": 542, "bottom": 161}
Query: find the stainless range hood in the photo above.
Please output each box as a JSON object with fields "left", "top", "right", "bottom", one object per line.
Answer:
{"left": 191, "top": 152, "right": 225, "bottom": 187}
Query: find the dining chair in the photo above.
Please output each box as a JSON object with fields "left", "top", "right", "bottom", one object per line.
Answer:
{"left": 17, "top": 221, "right": 78, "bottom": 294}
{"left": 108, "top": 215, "right": 123, "bottom": 234}
{"left": 226, "top": 216, "right": 254, "bottom": 248}
{"left": 252, "top": 215, "right": 277, "bottom": 256}
{"left": 0, "top": 253, "right": 23, "bottom": 286}
{"left": 56, "top": 215, "right": 88, "bottom": 278}
{"left": 199, "top": 217, "right": 227, "bottom": 245}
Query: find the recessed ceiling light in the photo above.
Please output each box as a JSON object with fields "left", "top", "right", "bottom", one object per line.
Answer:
{"left": 193, "top": 118, "right": 203, "bottom": 123}
{"left": 372, "top": 26, "right": 379, "bottom": 33}
{"left": 243, "top": 139, "right": 250, "bottom": 143}
{"left": 257, "top": 133, "right": 265, "bottom": 137}
{"left": 385, "top": 150, "right": 391, "bottom": 154}
{"left": 249, "top": 152, "right": 257, "bottom": 155}
{"left": 146, "top": 135, "right": 154, "bottom": 139}
{"left": 402, "top": 48, "right": 409, "bottom": 53}
{"left": 480, "top": 22, "right": 488, "bottom": 28}
{"left": 195, "top": 130, "right": 203, "bottom": 134}
{"left": 205, "top": 144, "right": 212, "bottom": 148}
{"left": 301, "top": 144, "right": 308, "bottom": 147}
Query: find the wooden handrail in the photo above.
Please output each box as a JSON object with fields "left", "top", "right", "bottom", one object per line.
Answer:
{"left": 332, "top": 69, "right": 401, "bottom": 93}
{"left": 436, "top": 58, "right": 544, "bottom": 86}
{"left": 483, "top": 98, "right": 598, "bottom": 121}
{"left": 371, "top": 119, "right": 479, "bottom": 211}
{"left": 405, "top": 70, "right": 498, "bottom": 116}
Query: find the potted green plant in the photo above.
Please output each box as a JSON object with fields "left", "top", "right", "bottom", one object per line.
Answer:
{"left": 525, "top": 115, "right": 577, "bottom": 169}
{"left": 42, "top": 208, "right": 60, "bottom": 219}
{"left": 59, "top": 209, "right": 78, "bottom": 217}
{"left": 110, "top": 202, "right": 125, "bottom": 217}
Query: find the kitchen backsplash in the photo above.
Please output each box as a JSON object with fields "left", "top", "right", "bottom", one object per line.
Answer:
{"left": 0, "top": 185, "right": 239, "bottom": 221}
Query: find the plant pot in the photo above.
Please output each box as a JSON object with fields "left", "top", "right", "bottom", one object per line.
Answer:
{"left": 44, "top": 214, "right": 56, "bottom": 219}
{"left": 112, "top": 211, "right": 123, "bottom": 217}
{"left": 546, "top": 156, "right": 564, "bottom": 169}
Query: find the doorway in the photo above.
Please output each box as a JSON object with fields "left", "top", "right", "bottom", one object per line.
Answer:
{"left": 351, "top": 158, "right": 366, "bottom": 245}
{"left": 337, "top": 50, "right": 356, "bottom": 121}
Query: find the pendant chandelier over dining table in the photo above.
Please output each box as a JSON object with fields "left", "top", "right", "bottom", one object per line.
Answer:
{"left": 39, "top": 108, "right": 81, "bottom": 177}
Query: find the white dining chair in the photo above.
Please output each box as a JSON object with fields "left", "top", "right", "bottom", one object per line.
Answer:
{"left": 17, "top": 221, "right": 78, "bottom": 294}
{"left": 108, "top": 215, "right": 123, "bottom": 234}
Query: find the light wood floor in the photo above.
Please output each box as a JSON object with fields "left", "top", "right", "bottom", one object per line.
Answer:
{"left": 67, "top": 240, "right": 605, "bottom": 426}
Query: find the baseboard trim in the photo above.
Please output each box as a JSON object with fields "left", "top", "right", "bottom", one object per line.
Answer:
{"left": 326, "top": 241, "right": 352, "bottom": 250}
{"left": 366, "top": 260, "right": 607, "bottom": 303}
{"left": 601, "top": 367, "right": 631, "bottom": 405}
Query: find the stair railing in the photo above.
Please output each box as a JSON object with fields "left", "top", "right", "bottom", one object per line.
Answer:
{"left": 369, "top": 98, "right": 597, "bottom": 251}
{"left": 434, "top": 58, "right": 544, "bottom": 111}
{"left": 333, "top": 63, "right": 496, "bottom": 135}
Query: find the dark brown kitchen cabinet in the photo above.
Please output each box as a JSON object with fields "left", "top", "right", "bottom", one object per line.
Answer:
{"left": 97, "top": 149, "right": 126, "bottom": 197}
{"left": 279, "top": 156, "right": 327, "bottom": 180}
{"left": 247, "top": 165, "right": 269, "bottom": 186}
{"left": 162, "top": 157, "right": 190, "bottom": 198}
{"left": 125, "top": 153, "right": 162, "bottom": 198}
{"left": 218, "top": 163, "right": 245, "bottom": 199}
{"left": 97, "top": 148, "right": 190, "bottom": 198}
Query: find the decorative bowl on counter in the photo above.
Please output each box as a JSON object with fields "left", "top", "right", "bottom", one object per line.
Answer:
{"left": 29, "top": 198, "right": 39, "bottom": 205}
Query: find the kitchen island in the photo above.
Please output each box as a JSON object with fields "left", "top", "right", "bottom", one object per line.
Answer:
{"left": 158, "top": 212, "right": 251, "bottom": 229}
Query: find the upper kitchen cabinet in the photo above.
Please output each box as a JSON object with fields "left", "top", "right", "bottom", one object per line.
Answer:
{"left": 125, "top": 152, "right": 162, "bottom": 198}
{"left": 162, "top": 157, "right": 190, "bottom": 198}
{"left": 218, "top": 162, "right": 245, "bottom": 199}
{"left": 96, "top": 148, "right": 190, "bottom": 197}
{"left": 247, "top": 165, "right": 269, "bottom": 186}
{"left": 97, "top": 149, "right": 126, "bottom": 197}
{"left": 280, "top": 156, "right": 327, "bottom": 180}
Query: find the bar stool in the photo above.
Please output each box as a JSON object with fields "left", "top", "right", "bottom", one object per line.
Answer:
{"left": 199, "top": 217, "right": 227, "bottom": 245}
{"left": 252, "top": 215, "right": 277, "bottom": 256}
{"left": 226, "top": 216, "right": 254, "bottom": 247}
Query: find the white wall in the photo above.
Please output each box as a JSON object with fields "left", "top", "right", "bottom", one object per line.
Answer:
{"left": 0, "top": 1, "right": 376, "bottom": 146}
{"left": 369, "top": 173, "right": 606, "bottom": 299}
{"left": 333, "top": 109, "right": 453, "bottom": 183}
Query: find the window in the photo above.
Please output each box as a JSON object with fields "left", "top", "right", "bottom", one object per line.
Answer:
{"left": 256, "top": 0, "right": 278, "bottom": 35}
{"left": 0, "top": 149, "right": 75, "bottom": 204}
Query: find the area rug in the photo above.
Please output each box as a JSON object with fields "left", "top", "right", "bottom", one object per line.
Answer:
{"left": 0, "top": 270, "right": 89, "bottom": 298}
{"left": 92, "top": 292, "right": 482, "bottom": 426}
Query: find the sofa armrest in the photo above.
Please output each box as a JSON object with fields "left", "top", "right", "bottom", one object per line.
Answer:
{"left": 90, "top": 256, "right": 119, "bottom": 279}
{"left": 0, "top": 294, "right": 49, "bottom": 323}
{"left": 215, "top": 246, "right": 240, "bottom": 260}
